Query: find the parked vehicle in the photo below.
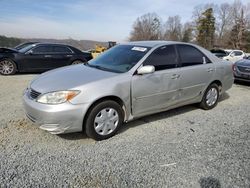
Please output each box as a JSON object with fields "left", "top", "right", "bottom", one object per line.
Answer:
{"left": 223, "top": 50, "right": 246, "bottom": 62}
{"left": 210, "top": 49, "right": 228, "bottom": 58}
{"left": 0, "top": 43, "right": 92, "bottom": 75}
{"left": 89, "top": 41, "right": 117, "bottom": 59}
{"left": 23, "top": 41, "right": 234, "bottom": 140}
{"left": 233, "top": 57, "right": 250, "bottom": 82}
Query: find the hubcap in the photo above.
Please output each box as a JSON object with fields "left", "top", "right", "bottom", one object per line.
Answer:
{"left": 206, "top": 88, "right": 218, "bottom": 106}
{"left": 0, "top": 60, "right": 14, "bottom": 75}
{"left": 94, "top": 108, "right": 119, "bottom": 136}
{"left": 72, "top": 61, "right": 82, "bottom": 65}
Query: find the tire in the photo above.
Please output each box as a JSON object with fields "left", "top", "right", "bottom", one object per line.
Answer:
{"left": 0, "top": 59, "right": 17, "bottom": 75}
{"left": 85, "top": 100, "right": 124, "bottom": 140}
{"left": 200, "top": 83, "right": 220, "bottom": 110}
{"left": 71, "top": 60, "right": 85, "bottom": 65}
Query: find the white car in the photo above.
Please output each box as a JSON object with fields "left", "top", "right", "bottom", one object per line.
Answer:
{"left": 223, "top": 50, "right": 246, "bottom": 63}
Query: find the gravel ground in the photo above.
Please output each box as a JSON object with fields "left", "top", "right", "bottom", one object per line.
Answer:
{"left": 0, "top": 74, "right": 250, "bottom": 188}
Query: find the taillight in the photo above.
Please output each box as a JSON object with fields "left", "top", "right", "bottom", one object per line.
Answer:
{"left": 232, "top": 64, "right": 236, "bottom": 72}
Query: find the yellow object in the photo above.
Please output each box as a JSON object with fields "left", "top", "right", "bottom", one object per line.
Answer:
{"left": 90, "top": 42, "right": 117, "bottom": 59}
{"left": 91, "top": 45, "right": 107, "bottom": 58}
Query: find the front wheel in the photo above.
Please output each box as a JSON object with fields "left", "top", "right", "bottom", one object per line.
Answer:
{"left": 0, "top": 59, "right": 17, "bottom": 75}
{"left": 85, "top": 100, "right": 124, "bottom": 140}
{"left": 200, "top": 84, "right": 220, "bottom": 110}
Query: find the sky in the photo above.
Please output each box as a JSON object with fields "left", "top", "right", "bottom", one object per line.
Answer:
{"left": 0, "top": 0, "right": 249, "bottom": 42}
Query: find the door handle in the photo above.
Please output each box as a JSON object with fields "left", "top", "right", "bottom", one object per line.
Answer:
{"left": 171, "top": 74, "right": 180, "bottom": 79}
{"left": 44, "top": 55, "right": 52, "bottom": 58}
{"left": 66, "top": 55, "right": 73, "bottom": 57}
{"left": 207, "top": 68, "right": 214, "bottom": 72}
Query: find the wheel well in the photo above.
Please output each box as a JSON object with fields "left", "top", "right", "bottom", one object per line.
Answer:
{"left": 0, "top": 58, "right": 18, "bottom": 70}
{"left": 72, "top": 58, "right": 87, "bottom": 64}
{"left": 82, "top": 96, "right": 126, "bottom": 131}
{"left": 210, "top": 80, "right": 222, "bottom": 92}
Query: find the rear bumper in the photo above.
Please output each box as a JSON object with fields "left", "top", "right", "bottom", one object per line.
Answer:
{"left": 23, "top": 92, "right": 89, "bottom": 134}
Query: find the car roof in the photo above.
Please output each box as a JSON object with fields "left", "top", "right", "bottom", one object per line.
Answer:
{"left": 33, "top": 43, "right": 71, "bottom": 46}
{"left": 123, "top": 40, "right": 191, "bottom": 48}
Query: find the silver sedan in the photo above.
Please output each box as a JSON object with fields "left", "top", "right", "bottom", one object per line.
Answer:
{"left": 23, "top": 41, "right": 234, "bottom": 140}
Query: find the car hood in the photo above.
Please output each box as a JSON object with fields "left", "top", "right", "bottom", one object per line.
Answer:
{"left": 0, "top": 47, "right": 18, "bottom": 53}
{"left": 30, "top": 64, "right": 118, "bottom": 93}
{"left": 235, "top": 59, "right": 250, "bottom": 66}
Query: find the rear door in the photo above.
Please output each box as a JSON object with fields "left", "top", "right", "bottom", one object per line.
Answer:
{"left": 50, "top": 45, "right": 74, "bottom": 68}
{"left": 131, "top": 45, "right": 181, "bottom": 116}
{"left": 176, "top": 44, "right": 215, "bottom": 102}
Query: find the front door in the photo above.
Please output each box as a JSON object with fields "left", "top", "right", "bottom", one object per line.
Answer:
{"left": 20, "top": 45, "right": 54, "bottom": 71}
{"left": 131, "top": 45, "right": 181, "bottom": 116}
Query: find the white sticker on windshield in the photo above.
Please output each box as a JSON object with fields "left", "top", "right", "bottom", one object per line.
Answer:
{"left": 131, "top": 47, "right": 147, "bottom": 52}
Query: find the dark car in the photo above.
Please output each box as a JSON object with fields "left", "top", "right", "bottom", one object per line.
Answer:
{"left": 233, "top": 57, "right": 250, "bottom": 82}
{"left": 0, "top": 43, "right": 92, "bottom": 75}
{"left": 210, "top": 49, "right": 228, "bottom": 58}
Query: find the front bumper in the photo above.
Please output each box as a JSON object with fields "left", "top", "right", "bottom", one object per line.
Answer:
{"left": 234, "top": 71, "right": 250, "bottom": 83}
{"left": 23, "top": 92, "right": 89, "bottom": 134}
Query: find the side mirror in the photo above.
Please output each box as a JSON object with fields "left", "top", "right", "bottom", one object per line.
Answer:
{"left": 137, "top": 65, "right": 155, "bottom": 75}
{"left": 230, "top": 53, "right": 234, "bottom": 57}
{"left": 26, "top": 50, "right": 33, "bottom": 55}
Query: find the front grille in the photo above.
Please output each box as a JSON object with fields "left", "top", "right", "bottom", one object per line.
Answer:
{"left": 29, "top": 89, "right": 41, "bottom": 99}
{"left": 237, "top": 66, "right": 250, "bottom": 74}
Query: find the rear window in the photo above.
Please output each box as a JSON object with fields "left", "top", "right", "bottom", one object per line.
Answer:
{"left": 177, "top": 45, "right": 210, "bottom": 66}
{"left": 52, "top": 46, "right": 72, "bottom": 53}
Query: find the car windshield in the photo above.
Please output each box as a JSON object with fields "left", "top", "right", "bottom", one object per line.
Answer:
{"left": 87, "top": 45, "right": 151, "bottom": 73}
{"left": 15, "top": 43, "right": 33, "bottom": 50}
{"left": 18, "top": 44, "right": 37, "bottom": 53}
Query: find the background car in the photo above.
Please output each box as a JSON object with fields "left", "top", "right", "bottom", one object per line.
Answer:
{"left": 0, "top": 43, "right": 93, "bottom": 75}
{"left": 210, "top": 49, "right": 228, "bottom": 58}
{"left": 223, "top": 50, "right": 246, "bottom": 62}
{"left": 233, "top": 57, "right": 250, "bottom": 82}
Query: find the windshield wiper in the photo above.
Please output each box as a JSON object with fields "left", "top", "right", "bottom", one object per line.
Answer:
{"left": 85, "top": 63, "right": 122, "bottom": 73}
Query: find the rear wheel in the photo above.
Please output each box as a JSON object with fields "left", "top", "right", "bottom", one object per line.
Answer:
{"left": 200, "top": 84, "right": 219, "bottom": 110}
{"left": 71, "top": 60, "right": 85, "bottom": 65}
{"left": 85, "top": 100, "right": 123, "bottom": 140}
{"left": 0, "top": 59, "right": 17, "bottom": 75}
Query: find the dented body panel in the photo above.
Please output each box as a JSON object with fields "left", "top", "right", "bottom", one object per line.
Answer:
{"left": 23, "top": 41, "right": 234, "bottom": 134}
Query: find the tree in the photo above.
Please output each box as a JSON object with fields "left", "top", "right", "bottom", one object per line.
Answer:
{"left": 129, "top": 13, "right": 162, "bottom": 41}
{"left": 216, "top": 3, "right": 232, "bottom": 46}
{"left": 229, "top": 1, "right": 249, "bottom": 49}
{"left": 182, "top": 22, "right": 193, "bottom": 42}
{"left": 163, "top": 15, "right": 182, "bottom": 41}
{"left": 196, "top": 8, "right": 216, "bottom": 49}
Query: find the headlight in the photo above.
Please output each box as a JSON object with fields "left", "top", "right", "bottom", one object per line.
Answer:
{"left": 37, "top": 90, "right": 80, "bottom": 104}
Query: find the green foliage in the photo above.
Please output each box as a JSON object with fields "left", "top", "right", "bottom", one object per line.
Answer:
{"left": 197, "top": 8, "right": 215, "bottom": 49}
{"left": 182, "top": 28, "right": 193, "bottom": 42}
{"left": 0, "top": 35, "right": 22, "bottom": 48}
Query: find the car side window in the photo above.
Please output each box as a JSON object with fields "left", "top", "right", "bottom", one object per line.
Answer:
{"left": 32, "top": 46, "right": 53, "bottom": 54}
{"left": 143, "top": 45, "right": 178, "bottom": 71}
{"left": 53, "top": 46, "right": 72, "bottom": 53}
{"left": 177, "top": 45, "right": 211, "bottom": 67}
{"left": 234, "top": 51, "right": 243, "bottom": 56}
